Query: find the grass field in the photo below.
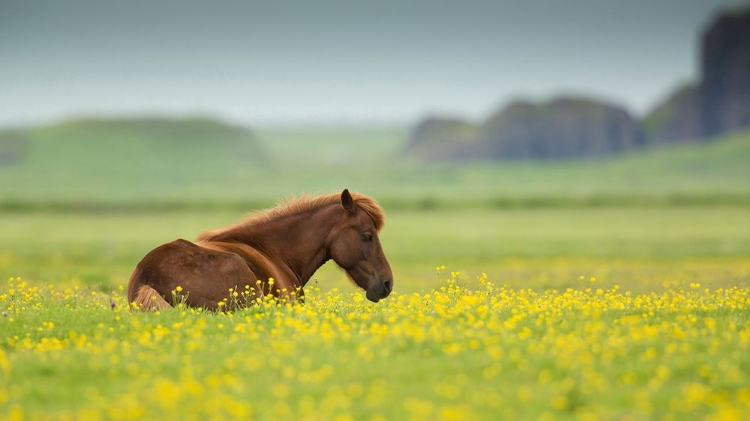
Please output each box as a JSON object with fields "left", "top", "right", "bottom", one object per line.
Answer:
{"left": 2, "top": 206, "right": 749, "bottom": 419}
{"left": 2, "top": 207, "right": 749, "bottom": 292}
{"left": 1, "top": 120, "right": 749, "bottom": 208}
{"left": 1, "top": 120, "right": 749, "bottom": 419}
{"left": 2, "top": 269, "right": 749, "bottom": 420}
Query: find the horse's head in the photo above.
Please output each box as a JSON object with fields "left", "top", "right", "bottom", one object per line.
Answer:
{"left": 328, "top": 189, "right": 393, "bottom": 302}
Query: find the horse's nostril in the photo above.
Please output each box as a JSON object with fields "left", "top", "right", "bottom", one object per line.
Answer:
{"left": 383, "top": 280, "right": 393, "bottom": 294}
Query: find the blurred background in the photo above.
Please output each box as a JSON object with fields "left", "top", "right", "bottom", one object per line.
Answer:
{"left": 1, "top": 0, "right": 749, "bottom": 293}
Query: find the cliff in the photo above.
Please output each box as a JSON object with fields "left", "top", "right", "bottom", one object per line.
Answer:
{"left": 646, "top": 7, "right": 750, "bottom": 142}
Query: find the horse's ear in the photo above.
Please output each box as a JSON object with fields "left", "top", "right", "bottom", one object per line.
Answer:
{"left": 341, "top": 189, "right": 356, "bottom": 214}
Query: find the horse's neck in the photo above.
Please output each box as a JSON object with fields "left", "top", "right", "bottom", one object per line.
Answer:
{"left": 232, "top": 206, "right": 336, "bottom": 286}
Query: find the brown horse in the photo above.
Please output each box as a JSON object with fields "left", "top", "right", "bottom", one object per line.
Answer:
{"left": 127, "top": 189, "right": 393, "bottom": 311}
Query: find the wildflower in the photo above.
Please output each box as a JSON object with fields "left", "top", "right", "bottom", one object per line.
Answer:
{"left": 110, "top": 299, "right": 116, "bottom": 310}
{"left": 2, "top": 268, "right": 749, "bottom": 419}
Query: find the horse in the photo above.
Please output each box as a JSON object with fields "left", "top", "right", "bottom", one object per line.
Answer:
{"left": 127, "top": 189, "right": 393, "bottom": 311}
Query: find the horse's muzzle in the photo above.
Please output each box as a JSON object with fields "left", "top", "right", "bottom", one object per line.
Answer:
{"left": 366, "top": 278, "right": 393, "bottom": 303}
{"left": 383, "top": 279, "right": 393, "bottom": 295}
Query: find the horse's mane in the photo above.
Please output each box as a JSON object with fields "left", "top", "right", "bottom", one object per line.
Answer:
{"left": 196, "top": 192, "right": 385, "bottom": 241}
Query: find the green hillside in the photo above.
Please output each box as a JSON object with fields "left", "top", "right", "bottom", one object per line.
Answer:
{"left": 0, "top": 118, "right": 749, "bottom": 209}
{"left": 0, "top": 117, "right": 265, "bottom": 205}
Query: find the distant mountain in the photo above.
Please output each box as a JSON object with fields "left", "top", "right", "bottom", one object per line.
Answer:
{"left": 479, "top": 98, "right": 643, "bottom": 160}
{"left": 402, "top": 117, "right": 480, "bottom": 161}
{"left": 646, "top": 7, "right": 750, "bottom": 143}
{"left": 642, "top": 83, "right": 703, "bottom": 143}
{"left": 31, "top": 117, "right": 266, "bottom": 172}
{"left": 407, "top": 6, "right": 750, "bottom": 161}
{"left": 404, "top": 97, "right": 644, "bottom": 161}
{"left": 701, "top": 8, "right": 750, "bottom": 137}
{"left": 0, "top": 116, "right": 265, "bottom": 203}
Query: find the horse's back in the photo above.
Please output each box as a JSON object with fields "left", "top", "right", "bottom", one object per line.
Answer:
{"left": 127, "top": 239, "right": 258, "bottom": 309}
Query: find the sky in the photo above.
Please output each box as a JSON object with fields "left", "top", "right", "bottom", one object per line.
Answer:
{"left": 1, "top": 0, "right": 748, "bottom": 127}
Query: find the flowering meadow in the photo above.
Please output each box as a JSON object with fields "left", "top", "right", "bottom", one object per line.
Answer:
{"left": 2, "top": 116, "right": 750, "bottom": 420}
{"left": 1, "top": 270, "right": 748, "bottom": 421}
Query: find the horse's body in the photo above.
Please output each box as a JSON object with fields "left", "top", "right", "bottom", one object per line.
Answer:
{"left": 127, "top": 190, "right": 393, "bottom": 310}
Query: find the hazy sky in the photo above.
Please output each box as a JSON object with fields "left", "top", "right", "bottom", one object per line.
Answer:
{"left": 1, "top": 0, "right": 747, "bottom": 127}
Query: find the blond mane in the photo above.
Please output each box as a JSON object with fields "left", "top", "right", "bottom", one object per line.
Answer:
{"left": 197, "top": 192, "right": 385, "bottom": 241}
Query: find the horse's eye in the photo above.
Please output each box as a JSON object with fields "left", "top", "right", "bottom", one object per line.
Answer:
{"left": 362, "top": 233, "right": 373, "bottom": 242}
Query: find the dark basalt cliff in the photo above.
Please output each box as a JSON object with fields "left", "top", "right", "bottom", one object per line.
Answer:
{"left": 404, "top": 97, "right": 644, "bottom": 161}
{"left": 700, "top": 8, "right": 750, "bottom": 137}
{"left": 478, "top": 98, "right": 644, "bottom": 160}
{"left": 406, "top": 7, "right": 750, "bottom": 161}
{"left": 646, "top": 8, "right": 750, "bottom": 142}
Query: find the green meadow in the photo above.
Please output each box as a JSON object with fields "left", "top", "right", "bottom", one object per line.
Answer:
{"left": 1, "top": 120, "right": 749, "bottom": 420}
{"left": 1, "top": 120, "right": 749, "bottom": 291}
{"left": 1, "top": 120, "right": 750, "bottom": 209}
{"left": 2, "top": 207, "right": 749, "bottom": 294}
